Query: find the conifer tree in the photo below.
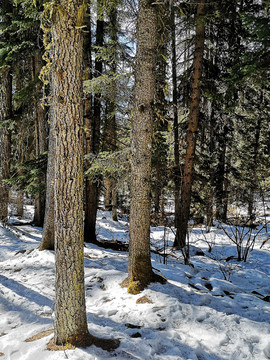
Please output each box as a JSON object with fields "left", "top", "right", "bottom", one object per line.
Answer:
{"left": 84, "top": 0, "right": 104, "bottom": 243}
{"left": 152, "top": 1, "right": 169, "bottom": 222}
{"left": 48, "top": 0, "right": 91, "bottom": 346}
{"left": 103, "top": 0, "right": 119, "bottom": 221}
{"left": 0, "top": 68, "right": 12, "bottom": 223}
{"left": 32, "top": 50, "right": 48, "bottom": 227}
{"left": 174, "top": 0, "right": 206, "bottom": 249}
{"left": 128, "top": 0, "right": 158, "bottom": 294}
{"left": 40, "top": 121, "right": 55, "bottom": 250}
{"left": 0, "top": 0, "right": 13, "bottom": 223}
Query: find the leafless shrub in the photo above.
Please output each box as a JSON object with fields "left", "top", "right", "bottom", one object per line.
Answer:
{"left": 219, "top": 218, "right": 267, "bottom": 262}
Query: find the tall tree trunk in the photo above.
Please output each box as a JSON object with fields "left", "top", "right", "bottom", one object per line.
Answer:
{"left": 152, "top": 2, "right": 169, "bottom": 221}
{"left": 0, "top": 68, "right": 12, "bottom": 223}
{"left": 171, "top": 4, "right": 181, "bottom": 232}
{"left": 14, "top": 72, "right": 25, "bottom": 217}
{"left": 50, "top": 0, "right": 91, "bottom": 347}
{"left": 84, "top": 2, "right": 104, "bottom": 243}
{"left": 215, "top": 122, "right": 228, "bottom": 222}
{"left": 111, "top": 182, "right": 118, "bottom": 221}
{"left": 128, "top": 0, "right": 157, "bottom": 294}
{"left": 174, "top": 0, "right": 206, "bottom": 248}
{"left": 33, "top": 51, "right": 48, "bottom": 227}
{"left": 40, "top": 121, "right": 55, "bottom": 250}
{"left": 0, "top": 0, "right": 12, "bottom": 224}
{"left": 104, "top": 177, "right": 112, "bottom": 210}
{"left": 17, "top": 191, "right": 24, "bottom": 217}
{"left": 103, "top": 3, "right": 118, "bottom": 221}
{"left": 206, "top": 106, "right": 215, "bottom": 230}
{"left": 248, "top": 116, "right": 261, "bottom": 217}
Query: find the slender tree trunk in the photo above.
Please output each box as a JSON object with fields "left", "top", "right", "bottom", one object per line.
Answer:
{"left": 14, "top": 70, "right": 24, "bottom": 217}
{"left": 33, "top": 51, "right": 48, "bottom": 227}
{"left": 206, "top": 106, "right": 215, "bottom": 230}
{"left": 104, "top": 178, "right": 112, "bottom": 210}
{"left": 50, "top": 0, "right": 91, "bottom": 347}
{"left": 0, "top": 68, "right": 12, "bottom": 223}
{"left": 171, "top": 4, "right": 181, "bottom": 232}
{"left": 84, "top": 2, "right": 104, "bottom": 243}
{"left": 248, "top": 116, "right": 261, "bottom": 217}
{"left": 152, "top": 2, "right": 169, "bottom": 221}
{"left": 128, "top": 0, "right": 157, "bottom": 294}
{"left": 174, "top": 0, "right": 206, "bottom": 248}
{"left": 40, "top": 122, "right": 55, "bottom": 250}
{"left": 0, "top": 1, "right": 12, "bottom": 224}
{"left": 103, "top": 4, "right": 118, "bottom": 221}
{"left": 112, "top": 182, "right": 118, "bottom": 221}
{"left": 215, "top": 123, "right": 228, "bottom": 222}
{"left": 17, "top": 191, "right": 24, "bottom": 217}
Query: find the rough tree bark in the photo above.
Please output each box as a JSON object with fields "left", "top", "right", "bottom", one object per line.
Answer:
{"left": 128, "top": 0, "right": 159, "bottom": 294}
{"left": 49, "top": 4, "right": 120, "bottom": 348}
{"left": 50, "top": 0, "right": 91, "bottom": 347}
{"left": 174, "top": 0, "right": 206, "bottom": 248}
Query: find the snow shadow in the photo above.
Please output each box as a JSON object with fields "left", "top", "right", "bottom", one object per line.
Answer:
{"left": 0, "top": 293, "right": 52, "bottom": 325}
{"left": 149, "top": 274, "right": 270, "bottom": 325}
{"left": 0, "top": 275, "right": 53, "bottom": 309}
{"left": 84, "top": 311, "right": 227, "bottom": 360}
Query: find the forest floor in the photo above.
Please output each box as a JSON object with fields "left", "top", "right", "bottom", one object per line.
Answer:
{"left": 0, "top": 201, "right": 270, "bottom": 360}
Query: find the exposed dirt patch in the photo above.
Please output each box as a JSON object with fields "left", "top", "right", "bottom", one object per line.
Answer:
{"left": 47, "top": 333, "right": 120, "bottom": 352}
{"left": 136, "top": 296, "right": 153, "bottom": 304}
{"left": 25, "top": 329, "right": 54, "bottom": 342}
{"left": 47, "top": 338, "right": 75, "bottom": 351}
{"left": 120, "top": 278, "right": 129, "bottom": 288}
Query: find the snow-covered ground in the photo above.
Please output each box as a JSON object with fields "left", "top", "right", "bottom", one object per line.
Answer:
{"left": 0, "top": 206, "right": 270, "bottom": 360}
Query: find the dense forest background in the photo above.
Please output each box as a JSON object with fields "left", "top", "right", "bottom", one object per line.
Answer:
{"left": 1, "top": 0, "right": 269, "bottom": 231}
{"left": 0, "top": 0, "right": 270, "bottom": 350}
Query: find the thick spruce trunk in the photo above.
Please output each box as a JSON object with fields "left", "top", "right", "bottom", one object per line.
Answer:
{"left": 0, "top": 68, "right": 12, "bottom": 223}
{"left": 128, "top": 0, "right": 157, "bottom": 294}
{"left": 174, "top": 0, "right": 206, "bottom": 248}
{"left": 50, "top": 0, "right": 91, "bottom": 346}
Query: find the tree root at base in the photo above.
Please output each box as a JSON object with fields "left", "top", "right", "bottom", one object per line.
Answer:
{"left": 47, "top": 332, "right": 120, "bottom": 352}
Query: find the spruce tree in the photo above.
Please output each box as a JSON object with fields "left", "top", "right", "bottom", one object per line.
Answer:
{"left": 0, "top": 0, "right": 13, "bottom": 223}
{"left": 128, "top": 0, "right": 158, "bottom": 294}
{"left": 174, "top": 0, "right": 206, "bottom": 249}
{"left": 48, "top": 0, "right": 91, "bottom": 346}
